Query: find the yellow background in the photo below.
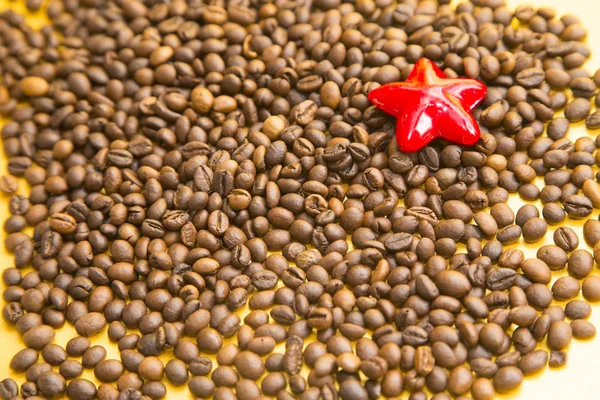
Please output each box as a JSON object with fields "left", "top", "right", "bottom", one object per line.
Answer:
{"left": 0, "top": 0, "right": 600, "bottom": 399}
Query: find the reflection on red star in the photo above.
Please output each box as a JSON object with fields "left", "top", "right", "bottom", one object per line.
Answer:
{"left": 368, "top": 58, "right": 487, "bottom": 153}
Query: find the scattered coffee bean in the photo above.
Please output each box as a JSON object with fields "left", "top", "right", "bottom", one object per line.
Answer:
{"left": 583, "top": 276, "right": 600, "bottom": 302}
{"left": 494, "top": 366, "right": 524, "bottom": 394}
{"left": 549, "top": 351, "right": 568, "bottom": 368}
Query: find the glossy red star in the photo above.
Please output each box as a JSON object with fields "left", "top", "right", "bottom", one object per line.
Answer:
{"left": 368, "top": 58, "right": 487, "bottom": 153}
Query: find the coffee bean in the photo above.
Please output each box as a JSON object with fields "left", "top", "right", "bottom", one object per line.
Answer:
{"left": 583, "top": 276, "right": 600, "bottom": 302}
{"left": 60, "top": 360, "right": 83, "bottom": 380}
{"left": 584, "top": 219, "right": 600, "bottom": 246}
{"left": 234, "top": 351, "right": 265, "bottom": 380}
{"left": 552, "top": 276, "right": 581, "bottom": 301}
{"left": 549, "top": 351, "right": 568, "bottom": 369}
{"left": 516, "top": 68, "right": 545, "bottom": 87}
{"left": 564, "top": 195, "right": 593, "bottom": 218}
{"left": 493, "top": 366, "right": 523, "bottom": 394}
{"left": 436, "top": 270, "right": 471, "bottom": 298}
{"left": 546, "top": 69, "right": 572, "bottom": 90}
{"left": 518, "top": 350, "right": 548, "bottom": 375}
{"left": 548, "top": 321, "right": 573, "bottom": 350}
{"left": 583, "top": 179, "right": 600, "bottom": 207}
{"left": 66, "top": 379, "right": 97, "bottom": 400}
{"left": 568, "top": 249, "right": 594, "bottom": 279}
{"left": 571, "top": 319, "right": 597, "bottom": 340}
{"left": 496, "top": 224, "right": 522, "bottom": 244}
{"left": 165, "top": 359, "right": 188, "bottom": 386}
{"left": 565, "top": 98, "right": 592, "bottom": 122}
{"left": 554, "top": 227, "right": 580, "bottom": 251}
{"left": 75, "top": 312, "right": 107, "bottom": 337}
{"left": 82, "top": 346, "right": 106, "bottom": 369}
{"left": 471, "top": 377, "right": 495, "bottom": 400}
{"left": 522, "top": 218, "right": 548, "bottom": 243}
{"left": 94, "top": 359, "right": 124, "bottom": 383}
{"left": 0, "top": 378, "right": 17, "bottom": 400}
{"left": 23, "top": 324, "right": 55, "bottom": 350}
{"left": 188, "top": 376, "right": 215, "bottom": 398}
{"left": 34, "top": 370, "right": 65, "bottom": 400}
{"left": 42, "top": 344, "right": 67, "bottom": 366}
{"left": 20, "top": 76, "right": 49, "bottom": 97}
{"left": 0, "top": 176, "right": 17, "bottom": 195}
{"left": 10, "top": 348, "right": 38, "bottom": 372}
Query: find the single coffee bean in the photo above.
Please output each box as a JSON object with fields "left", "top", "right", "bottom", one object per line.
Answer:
{"left": 20, "top": 76, "right": 49, "bottom": 97}
{"left": 471, "top": 377, "right": 495, "bottom": 400}
{"left": 82, "top": 346, "right": 107, "bottom": 369}
{"left": 568, "top": 250, "right": 594, "bottom": 279}
{"left": 516, "top": 68, "right": 545, "bottom": 87}
{"left": 584, "top": 219, "right": 600, "bottom": 246}
{"left": 518, "top": 350, "right": 548, "bottom": 376}
{"left": 548, "top": 351, "right": 568, "bottom": 368}
{"left": 522, "top": 218, "right": 548, "bottom": 243}
{"left": 37, "top": 371, "right": 66, "bottom": 399}
{"left": 564, "top": 195, "right": 593, "bottom": 218}
{"left": 583, "top": 276, "right": 600, "bottom": 302}
{"left": 0, "top": 176, "right": 17, "bottom": 194}
{"left": 548, "top": 321, "right": 573, "bottom": 350}
{"left": 60, "top": 360, "right": 84, "bottom": 380}
{"left": 10, "top": 348, "right": 38, "bottom": 372}
{"left": 234, "top": 351, "right": 265, "bottom": 380}
{"left": 66, "top": 378, "right": 97, "bottom": 400}
{"left": 552, "top": 276, "right": 581, "bottom": 301}
{"left": 23, "top": 324, "right": 55, "bottom": 350}
{"left": 0, "top": 378, "right": 18, "bottom": 400}
{"left": 493, "top": 366, "right": 523, "bottom": 394}
{"left": 165, "top": 359, "right": 189, "bottom": 386}
{"left": 75, "top": 312, "right": 107, "bottom": 337}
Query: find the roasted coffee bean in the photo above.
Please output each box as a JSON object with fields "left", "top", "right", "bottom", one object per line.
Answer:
{"left": 583, "top": 276, "right": 600, "bottom": 302}
{"left": 565, "top": 300, "right": 592, "bottom": 320}
{"left": 0, "top": 378, "right": 18, "bottom": 400}
{"left": 60, "top": 360, "right": 84, "bottom": 380}
{"left": 568, "top": 250, "right": 594, "bottom": 279}
{"left": 571, "top": 319, "right": 596, "bottom": 340}
{"left": 75, "top": 312, "right": 107, "bottom": 337}
{"left": 165, "top": 359, "right": 189, "bottom": 386}
{"left": 0, "top": 176, "right": 17, "bottom": 194}
{"left": 565, "top": 98, "right": 591, "bottom": 122}
{"left": 564, "top": 195, "right": 593, "bottom": 218}
{"left": 549, "top": 351, "right": 568, "bottom": 368}
{"left": 10, "top": 348, "right": 38, "bottom": 372}
{"left": 518, "top": 350, "right": 548, "bottom": 376}
{"left": 552, "top": 276, "right": 581, "bottom": 301}
{"left": 522, "top": 218, "right": 548, "bottom": 243}
{"left": 234, "top": 351, "right": 265, "bottom": 380}
{"left": 38, "top": 371, "right": 66, "bottom": 399}
{"left": 66, "top": 379, "right": 97, "bottom": 400}
{"left": 66, "top": 337, "right": 91, "bottom": 357}
{"left": 584, "top": 219, "right": 600, "bottom": 247}
{"left": 23, "top": 324, "right": 55, "bottom": 350}
{"left": 436, "top": 271, "right": 471, "bottom": 298}
{"left": 548, "top": 321, "right": 573, "bottom": 350}
{"left": 494, "top": 366, "right": 523, "bottom": 394}
{"left": 516, "top": 68, "right": 545, "bottom": 87}
{"left": 82, "top": 346, "right": 106, "bottom": 369}
{"left": 554, "top": 227, "right": 579, "bottom": 252}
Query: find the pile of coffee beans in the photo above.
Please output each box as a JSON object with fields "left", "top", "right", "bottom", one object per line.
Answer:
{"left": 1, "top": 0, "right": 600, "bottom": 398}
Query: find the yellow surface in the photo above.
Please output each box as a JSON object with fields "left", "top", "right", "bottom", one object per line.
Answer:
{"left": 0, "top": 0, "right": 600, "bottom": 399}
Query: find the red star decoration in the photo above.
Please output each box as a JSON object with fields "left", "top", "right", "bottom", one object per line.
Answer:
{"left": 368, "top": 58, "right": 487, "bottom": 153}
